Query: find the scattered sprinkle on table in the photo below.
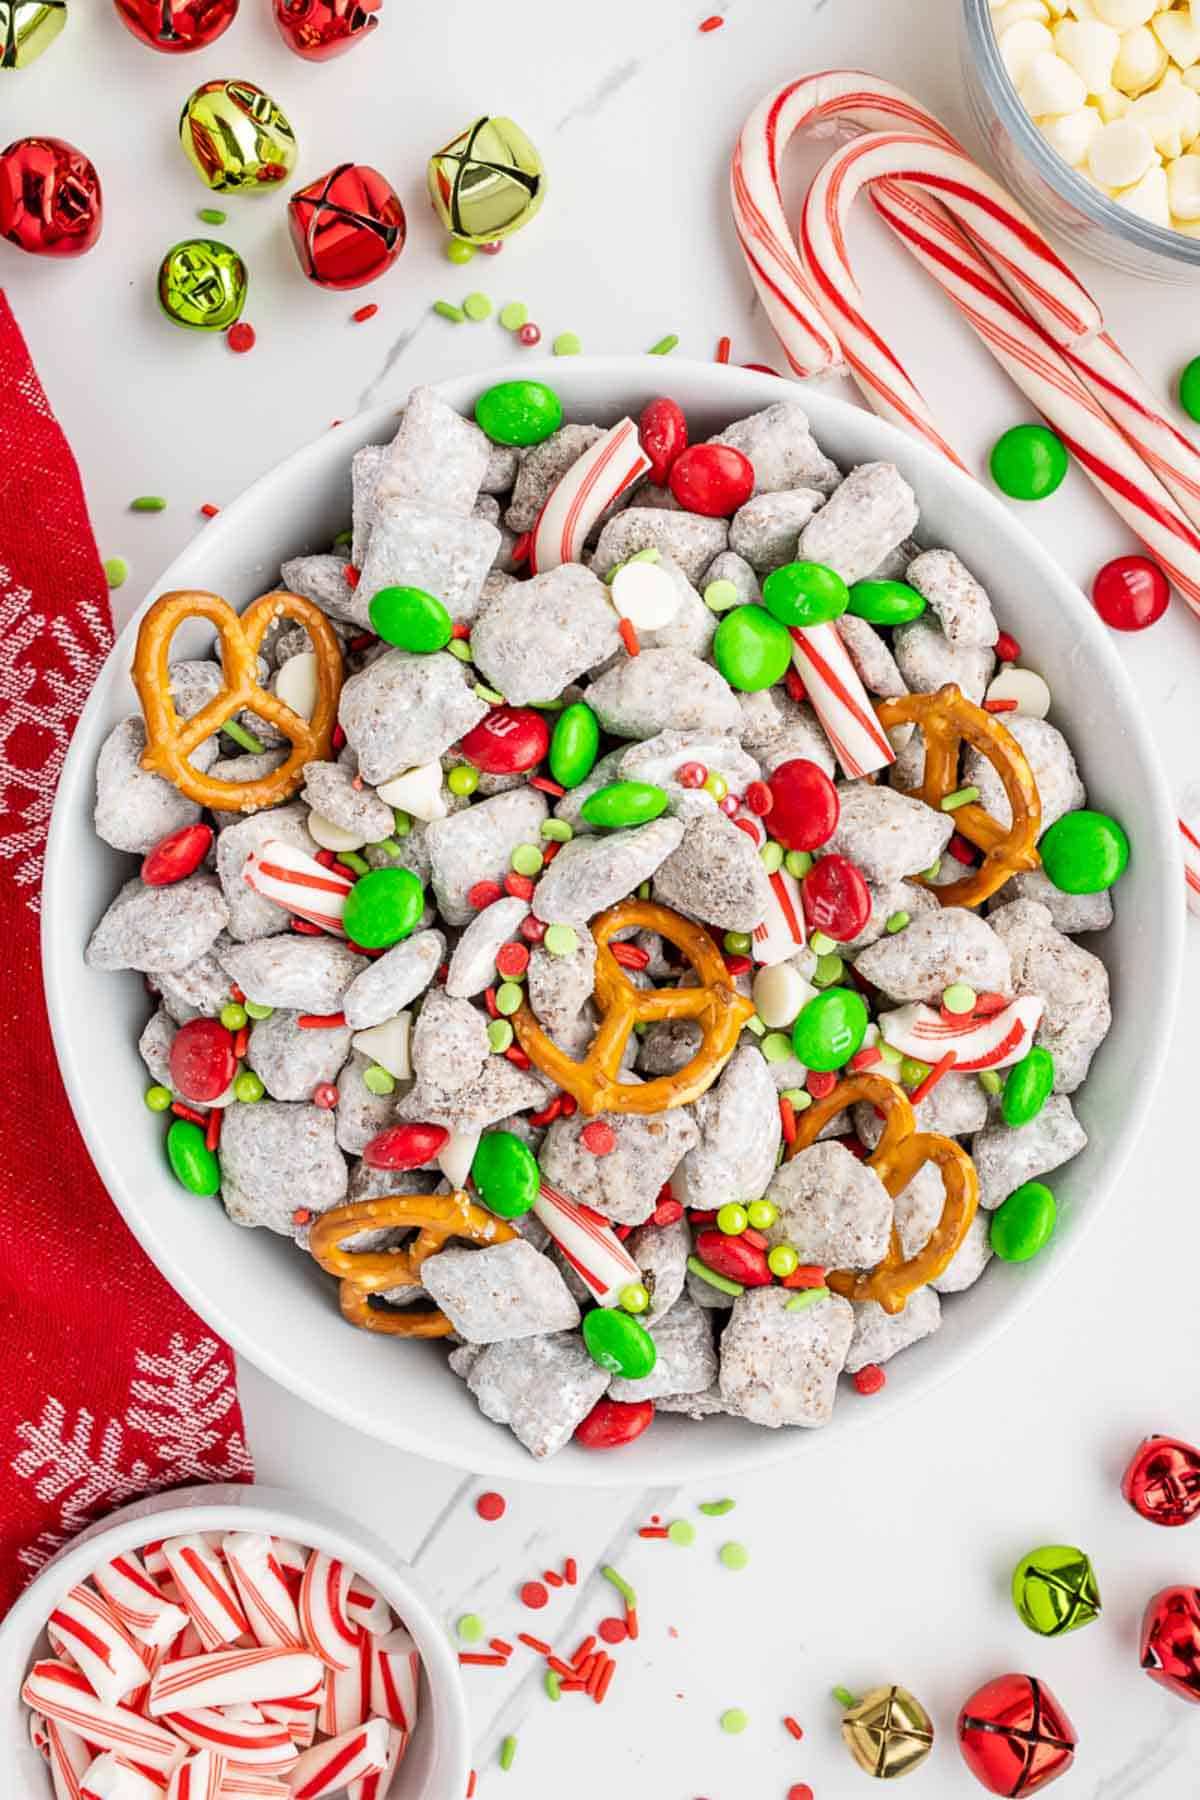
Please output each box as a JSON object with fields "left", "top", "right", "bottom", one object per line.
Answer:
{"left": 833, "top": 1685, "right": 859, "bottom": 1709}
{"left": 463, "top": 292, "right": 493, "bottom": 321}
{"left": 784, "top": 1716, "right": 804, "bottom": 1740}
{"left": 719, "top": 1541, "right": 749, "bottom": 1571}
{"left": 720, "top": 1707, "right": 749, "bottom": 1734}
{"left": 787, "top": 1786, "right": 814, "bottom": 1800}
{"left": 499, "top": 1734, "right": 517, "bottom": 1772}
{"left": 668, "top": 1519, "right": 696, "bottom": 1547}
{"left": 545, "top": 1670, "right": 561, "bottom": 1700}
{"left": 499, "top": 301, "right": 529, "bottom": 331}
{"left": 352, "top": 302, "right": 379, "bottom": 323}
{"left": 853, "top": 1363, "right": 886, "bottom": 1395}
{"left": 699, "top": 1498, "right": 736, "bottom": 1516}
{"left": 226, "top": 321, "right": 256, "bottom": 354}
{"left": 648, "top": 333, "right": 679, "bottom": 355}
{"left": 130, "top": 495, "right": 166, "bottom": 512}
{"left": 520, "top": 1580, "right": 549, "bottom": 1610}
{"left": 103, "top": 556, "right": 129, "bottom": 589}
{"left": 597, "top": 1616, "right": 627, "bottom": 1644}
{"left": 200, "top": 502, "right": 220, "bottom": 518}
{"left": 476, "top": 1490, "right": 506, "bottom": 1521}
{"left": 434, "top": 299, "right": 465, "bottom": 322}
{"left": 457, "top": 1613, "right": 484, "bottom": 1642}
{"left": 700, "top": 12, "right": 725, "bottom": 28}
{"left": 197, "top": 206, "right": 226, "bottom": 224}
{"left": 553, "top": 331, "right": 582, "bottom": 355}
{"left": 601, "top": 1565, "right": 636, "bottom": 1608}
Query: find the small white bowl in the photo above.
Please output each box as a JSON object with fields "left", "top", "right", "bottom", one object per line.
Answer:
{"left": 44, "top": 357, "right": 1184, "bottom": 1485}
{"left": 0, "top": 1484, "right": 470, "bottom": 1800}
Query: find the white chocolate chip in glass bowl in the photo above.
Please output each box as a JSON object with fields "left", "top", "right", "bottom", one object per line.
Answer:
{"left": 1112, "top": 24, "right": 1169, "bottom": 94}
{"left": 1095, "top": 83, "right": 1133, "bottom": 117}
{"left": 1021, "top": 47, "right": 1090, "bottom": 109}
{"left": 1054, "top": 17, "right": 1121, "bottom": 89}
{"left": 1088, "top": 114, "right": 1157, "bottom": 182}
{"left": 1117, "top": 158, "right": 1172, "bottom": 217}
{"left": 1152, "top": 3, "right": 1200, "bottom": 69}
{"left": 1167, "top": 148, "right": 1200, "bottom": 214}
{"left": 1126, "top": 77, "right": 1200, "bottom": 158}
{"left": 1001, "top": 18, "right": 1056, "bottom": 78}
{"left": 1039, "top": 104, "right": 1104, "bottom": 159}
{"left": 1092, "top": 0, "right": 1155, "bottom": 27}
{"left": 993, "top": 0, "right": 1052, "bottom": 27}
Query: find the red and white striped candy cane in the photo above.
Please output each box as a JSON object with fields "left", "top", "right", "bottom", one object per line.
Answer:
{"left": 242, "top": 843, "right": 354, "bottom": 937}
{"left": 216, "top": 1776, "right": 290, "bottom": 1800}
{"left": 531, "top": 1181, "right": 643, "bottom": 1308}
{"left": 317, "top": 1630, "right": 373, "bottom": 1737}
{"left": 347, "top": 1724, "right": 408, "bottom": 1800}
{"left": 48, "top": 1584, "right": 152, "bottom": 1709}
{"left": 160, "top": 1539, "right": 249, "bottom": 1653}
{"left": 47, "top": 1718, "right": 94, "bottom": 1800}
{"left": 80, "top": 1752, "right": 167, "bottom": 1800}
{"left": 877, "top": 995, "right": 1044, "bottom": 1070}
{"left": 1181, "top": 815, "right": 1200, "bottom": 916}
{"left": 298, "top": 1554, "right": 360, "bottom": 1674}
{"left": 259, "top": 1683, "right": 324, "bottom": 1748}
{"left": 165, "top": 1751, "right": 225, "bottom": 1800}
{"left": 285, "top": 1719, "right": 390, "bottom": 1800}
{"left": 345, "top": 1577, "right": 394, "bottom": 1639}
{"left": 161, "top": 1707, "right": 298, "bottom": 1771}
{"left": 93, "top": 1555, "right": 189, "bottom": 1651}
{"left": 222, "top": 1536, "right": 304, "bottom": 1652}
{"left": 23, "top": 1663, "right": 186, "bottom": 1776}
{"left": 788, "top": 623, "right": 895, "bottom": 779}
{"left": 528, "top": 418, "right": 651, "bottom": 575}
{"left": 369, "top": 1629, "right": 420, "bottom": 1736}
{"left": 149, "top": 1649, "right": 322, "bottom": 1717}
{"left": 752, "top": 865, "right": 808, "bottom": 965}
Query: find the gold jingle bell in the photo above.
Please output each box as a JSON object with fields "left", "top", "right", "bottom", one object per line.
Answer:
{"left": 1, "top": 1, "right": 67, "bottom": 68}
{"left": 158, "top": 237, "right": 248, "bottom": 331}
{"left": 180, "top": 78, "right": 298, "bottom": 192}
{"left": 427, "top": 115, "right": 545, "bottom": 245}
{"left": 841, "top": 1685, "right": 935, "bottom": 1780}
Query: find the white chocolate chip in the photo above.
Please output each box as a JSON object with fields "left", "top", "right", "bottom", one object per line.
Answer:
{"left": 1054, "top": 17, "right": 1121, "bottom": 87}
{"left": 1092, "top": 0, "right": 1155, "bottom": 27}
{"left": 1113, "top": 23, "right": 1169, "bottom": 93}
{"left": 752, "top": 963, "right": 817, "bottom": 1030}
{"left": 1088, "top": 114, "right": 1157, "bottom": 181}
{"left": 307, "top": 810, "right": 368, "bottom": 852}
{"left": 993, "top": 0, "right": 1052, "bottom": 27}
{"left": 1039, "top": 104, "right": 1104, "bottom": 160}
{"left": 1116, "top": 157, "right": 1172, "bottom": 218}
{"left": 609, "top": 561, "right": 682, "bottom": 632}
{"left": 1020, "top": 48, "right": 1090, "bottom": 110}
{"left": 1065, "top": 0, "right": 1100, "bottom": 15}
{"left": 1000, "top": 18, "right": 1056, "bottom": 80}
{"left": 985, "top": 667, "right": 1052, "bottom": 718}
{"left": 438, "top": 1124, "right": 481, "bottom": 1188}
{"left": 1095, "top": 82, "right": 1133, "bottom": 116}
{"left": 351, "top": 1012, "right": 412, "bottom": 1080}
{"left": 1152, "top": 2, "right": 1200, "bottom": 68}
{"left": 1167, "top": 149, "right": 1200, "bottom": 213}
{"left": 1126, "top": 78, "right": 1200, "bottom": 158}
{"left": 375, "top": 760, "right": 449, "bottom": 822}
{"left": 274, "top": 650, "right": 319, "bottom": 722}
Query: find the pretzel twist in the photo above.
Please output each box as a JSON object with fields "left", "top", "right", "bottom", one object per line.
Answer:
{"left": 786, "top": 1070, "right": 979, "bottom": 1314}
{"left": 511, "top": 899, "right": 756, "bottom": 1117}
{"left": 132, "top": 588, "right": 343, "bottom": 814}
{"left": 875, "top": 683, "right": 1041, "bottom": 907}
{"left": 308, "top": 1190, "right": 518, "bottom": 1338}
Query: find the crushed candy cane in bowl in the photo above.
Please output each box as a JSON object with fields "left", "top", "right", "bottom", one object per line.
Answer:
{"left": 0, "top": 1486, "right": 469, "bottom": 1800}
{"left": 45, "top": 359, "right": 1182, "bottom": 1484}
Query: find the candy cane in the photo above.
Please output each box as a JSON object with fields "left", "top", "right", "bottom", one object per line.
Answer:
{"left": 217, "top": 1777, "right": 290, "bottom": 1800}
{"left": 346, "top": 1725, "right": 408, "bottom": 1800}
{"left": 165, "top": 1752, "right": 225, "bottom": 1800}
{"left": 532, "top": 1180, "right": 643, "bottom": 1307}
{"left": 242, "top": 842, "right": 354, "bottom": 937}
{"left": 369, "top": 1630, "right": 419, "bottom": 1737}
{"left": 788, "top": 624, "right": 895, "bottom": 778}
{"left": 528, "top": 418, "right": 651, "bottom": 575}
{"left": 317, "top": 1631, "right": 373, "bottom": 1738}
{"left": 345, "top": 1578, "right": 394, "bottom": 1639}
{"left": 298, "top": 1554, "right": 361, "bottom": 1673}
{"left": 80, "top": 1753, "right": 168, "bottom": 1800}
{"left": 222, "top": 1536, "right": 304, "bottom": 1652}
{"left": 1181, "top": 816, "right": 1200, "bottom": 916}
{"left": 161, "top": 1707, "right": 297, "bottom": 1771}
{"left": 160, "top": 1540, "right": 249, "bottom": 1653}
{"left": 285, "top": 1720, "right": 390, "bottom": 1800}
{"left": 752, "top": 865, "right": 808, "bottom": 965}
{"left": 47, "top": 1718, "right": 94, "bottom": 1800}
{"left": 92, "top": 1556, "right": 189, "bottom": 1651}
{"left": 149, "top": 1649, "right": 322, "bottom": 1717}
{"left": 48, "top": 1584, "right": 152, "bottom": 1708}
{"left": 877, "top": 995, "right": 1043, "bottom": 1070}
{"left": 23, "top": 1663, "right": 187, "bottom": 1775}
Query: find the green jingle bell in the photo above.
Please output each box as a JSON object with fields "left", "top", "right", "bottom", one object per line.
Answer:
{"left": 180, "top": 78, "right": 297, "bottom": 193}
{"left": 1, "top": 0, "right": 66, "bottom": 66}
{"left": 158, "top": 237, "right": 248, "bottom": 331}
{"left": 428, "top": 115, "right": 545, "bottom": 245}
{"left": 1012, "top": 1544, "right": 1101, "bottom": 1637}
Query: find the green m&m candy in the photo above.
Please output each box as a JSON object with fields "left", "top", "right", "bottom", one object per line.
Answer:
{"left": 368, "top": 585, "right": 452, "bottom": 653}
{"left": 1179, "top": 354, "right": 1200, "bottom": 423}
{"left": 470, "top": 1129, "right": 539, "bottom": 1218}
{"left": 791, "top": 988, "right": 868, "bottom": 1072}
{"left": 549, "top": 701, "right": 600, "bottom": 789}
{"left": 475, "top": 379, "right": 563, "bottom": 446}
{"left": 580, "top": 781, "right": 668, "bottom": 828}
{"left": 990, "top": 423, "right": 1069, "bottom": 501}
{"left": 342, "top": 867, "right": 425, "bottom": 949}
{"left": 1039, "top": 809, "right": 1129, "bottom": 894}
{"left": 990, "top": 1180, "right": 1056, "bottom": 1262}
{"left": 847, "top": 579, "right": 927, "bottom": 626}
{"left": 761, "top": 560, "right": 849, "bottom": 627}
{"left": 582, "top": 1306, "right": 658, "bottom": 1379}
{"left": 1001, "top": 1046, "right": 1055, "bottom": 1127}
{"left": 166, "top": 1118, "right": 220, "bottom": 1197}
{"left": 713, "top": 604, "right": 792, "bottom": 692}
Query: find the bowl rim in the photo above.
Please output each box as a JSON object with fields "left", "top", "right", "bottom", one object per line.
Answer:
{"left": 961, "top": 0, "right": 1200, "bottom": 266}
{"left": 44, "top": 355, "right": 1186, "bottom": 1484}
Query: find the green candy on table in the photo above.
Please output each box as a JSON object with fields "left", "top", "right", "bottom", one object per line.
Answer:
{"left": 549, "top": 701, "right": 600, "bottom": 789}
{"left": 368, "top": 585, "right": 452, "bottom": 653}
{"left": 582, "top": 1306, "right": 657, "bottom": 1380}
{"left": 990, "top": 1180, "right": 1056, "bottom": 1262}
{"left": 167, "top": 1118, "right": 220, "bottom": 1197}
{"left": 470, "top": 1130, "right": 539, "bottom": 1218}
{"left": 713, "top": 604, "right": 792, "bottom": 692}
{"left": 847, "top": 579, "right": 927, "bottom": 626}
{"left": 1001, "top": 1046, "right": 1055, "bottom": 1127}
{"left": 1039, "top": 809, "right": 1129, "bottom": 894}
{"left": 342, "top": 867, "right": 425, "bottom": 949}
{"left": 475, "top": 379, "right": 563, "bottom": 446}
{"left": 761, "top": 560, "right": 849, "bottom": 627}
{"left": 989, "top": 423, "right": 1069, "bottom": 501}
{"left": 580, "top": 781, "right": 669, "bottom": 828}
{"left": 1011, "top": 1544, "right": 1100, "bottom": 1637}
{"left": 1179, "top": 355, "right": 1200, "bottom": 424}
{"left": 791, "top": 988, "right": 868, "bottom": 1072}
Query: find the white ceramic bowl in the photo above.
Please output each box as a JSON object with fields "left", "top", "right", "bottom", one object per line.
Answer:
{"left": 45, "top": 357, "right": 1184, "bottom": 1485}
{"left": 0, "top": 1484, "right": 470, "bottom": 1799}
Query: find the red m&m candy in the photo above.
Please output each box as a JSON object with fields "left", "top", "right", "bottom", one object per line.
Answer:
{"left": 802, "top": 854, "right": 871, "bottom": 942}
{"left": 1091, "top": 555, "right": 1169, "bottom": 631}
{"left": 667, "top": 443, "right": 755, "bottom": 517}
{"left": 142, "top": 823, "right": 213, "bottom": 886}
{"left": 766, "top": 759, "right": 839, "bottom": 852}
{"left": 363, "top": 1122, "right": 450, "bottom": 1170}
{"left": 574, "top": 1397, "right": 655, "bottom": 1449}
{"left": 638, "top": 396, "right": 688, "bottom": 486}
{"left": 169, "top": 1017, "right": 237, "bottom": 1104}
{"left": 459, "top": 706, "right": 550, "bottom": 774}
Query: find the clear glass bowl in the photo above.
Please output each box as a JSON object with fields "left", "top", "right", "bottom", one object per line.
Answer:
{"left": 961, "top": 0, "right": 1200, "bottom": 280}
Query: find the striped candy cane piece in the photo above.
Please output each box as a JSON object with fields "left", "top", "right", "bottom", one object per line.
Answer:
{"left": 877, "top": 995, "right": 1044, "bottom": 1071}
{"left": 317, "top": 1629, "right": 373, "bottom": 1737}
{"left": 752, "top": 866, "right": 808, "bottom": 965}
{"left": 48, "top": 1583, "right": 152, "bottom": 1708}
{"left": 242, "top": 842, "right": 354, "bottom": 937}
{"left": 346, "top": 1725, "right": 408, "bottom": 1800}
{"left": 23, "top": 1663, "right": 187, "bottom": 1776}
{"left": 47, "top": 1718, "right": 94, "bottom": 1800}
{"left": 529, "top": 418, "right": 651, "bottom": 575}
{"left": 222, "top": 1536, "right": 304, "bottom": 1651}
{"left": 141, "top": 1543, "right": 170, "bottom": 1581}
{"left": 369, "top": 1629, "right": 420, "bottom": 1736}
{"left": 161, "top": 1540, "right": 250, "bottom": 1654}
{"left": 285, "top": 1719, "right": 390, "bottom": 1800}
{"left": 531, "top": 1181, "right": 643, "bottom": 1308}
{"left": 80, "top": 1753, "right": 168, "bottom": 1800}
{"left": 1182, "top": 816, "right": 1200, "bottom": 917}
{"left": 162, "top": 1707, "right": 297, "bottom": 1771}
{"left": 298, "top": 1554, "right": 360, "bottom": 1673}
{"left": 165, "top": 1752, "right": 225, "bottom": 1800}
{"left": 149, "top": 1650, "right": 322, "bottom": 1718}
{"left": 345, "top": 1577, "right": 394, "bottom": 1639}
{"left": 93, "top": 1555, "right": 189, "bottom": 1651}
{"left": 258, "top": 1700, "right": 320, "bottom": 1750}
{"left": 788, "top": 625, "right": 895, "bottom": 779}
{"left": 31, "top": 1709, "right": 51, "bottom": 1758}
{"left": 217, "top": 1777, "right": 290, "bottom": 1800}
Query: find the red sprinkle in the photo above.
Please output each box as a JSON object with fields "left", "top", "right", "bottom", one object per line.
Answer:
{"left": 720, "top": 794, "right": 741, "bottom": 817}
{"left": 495, "top": 941, "right": 530, "bottom": 979}
{"left": 598, "top": 1617, "right": 627, "bottom": 1644}
{"left": 517, "top": 1633, "right": 551, "bottom": 1654}
{"left": 995, "top": 629, "right": 1022, "bottom": 662}
{"left": 226, "top": 321, "right": 256, "bottom": 354}
{"left": 543, "top": 1569, "right": 564, "bottom": 1588}
{"left": 530, "top": 774, "right": 566, "bottom": 796}
{"left": 723, "top": 953, "right": 752, "bottom": 976}
{"left": 291, "top": 916, "right": 324, "bottom": 936}
{"left": 520, "top": 915, "right": 548, "bottom": 944}
{"left": 528, "top": 1096, "right": 563, "bottom": 1128}
{"left": 594, "top": 1657, "right": 617, "bottom": 1704}
{"left": 652, "top": 1196, "right": 684, "bottom": 1226}
{"left": 343, "top": 565, "right": 361, "bottom": 590}
{"left": 200, "top": 502, "right": 220, "bottom": 518}
{"left": 204, "top": 1108, "right": 222, "bottom": 1152}
{"left": 947, "top": 832, "right": 978, "bottom": 864}
{"left": 806, "top": 1070, "right": 837, "bottom": 1099}
{"left": 744, "top": 779, "right": 774, "bottom": 816}
{"left": 715, "top": 334, "right": 732, "bottom": 364}
{"left": 784, "top": 1717, "right": 805, "bottom": 1742}
{"left": 853, "top": 1364, "right": 887, "bottom": 1396}
{"left": 541, "top": 840, "right": 561, "bottom": 864}
{"left": 618, "top": 617, "right": 641, "bottom": 658}
{"left": 476, "top": 1491, "right": 506, "bottom": 1522}
{"left": 973, "top": 991, "right": 1010, "bottom": 1015}
{"left": 232, "top": 1025, "right": 249, "bottom": 1060}
{"left": 504, "top": 873, "right": 535, "bottom": 900}
{"left": 849, "top": 1046, "right": 881, "bottom": 1070}
{"left": 292, "top": 1208, "right": 313, "bottom": 1227}
{"left": 520, "top": 1581, "right": 549, "bottom": 1611}
{"left": 459, "top": 1653, "right": 507, "bottom": 1667}
{"left": 229, "top": 985, "right": 245, "bottom": 1003}
{"left": 505, "top": 1045, "right": 531, "bottom": 1069}
{"left": 610, "top": 941, "right": 650, "bottom": 971}
{"left": 468, "top": 880, "right": 503, "bottom": 910}
{"left": 785, "top": 667, "right": 808, "bottom": 704}
{"left": 639, "top": 1526, "right": 670, "bottom": 1539}
{"left": 312, "top": 1083, "right": 339, "bottom": 1110}
{"left": 984, "top": 697, "right": 1019, "bottom": 713}
{"left": 580, "top": 1120, "right": 617, "bottom": 1155}
{"left": 677, "top": 761, "right": 707, "bottom": 789}
{"left": 625, "top": 1606, "right": 639, "bottom": 1641}
{"left": 571, "top": 1636, "right": 596, "bottom": 1665}
{"left": 450, "top": 621, "right": 471, "bottom": 640}
{"left": 563, "top": 1557, "right": 577, "bottom": 1586}
{"left": 615, "top": 1224, "right": 633, "bottom": 1240}
{"left": 546, "top": 1656, "right": 574, "bottom": 1679}
{"left": 788, "top": 1787, "right": 815, "bottom": 1800}
{"left": 511, "top": 532, "right": 531, "bottom": 566}
{"left": 699, "top": 11, "right": 725, "bottom": 27}
{"left": 467, "top": 1773, "right": 477, "bottom": 1800}
{"left": 352, "top": 303, "right": 379, "bottom": 323}
{"left": 907, "top": 1048, "right": 957, "bottom": 1107}
{"left": 298, "top": 1012, "right": 347, "bottom": 1029}
{"left": 490, "top": 1638, "right": 513, "bottom": 1655}
{"left": 559, "top": 1095, "right": 577, "bottom": 1117}
{"left": 587, "top": 1653, "right": 609, "bottom": 1698}
{"left": 314, "top": 849, "right": 338, "bottom": 869}
{"left": 781, "top": 1264, "right": 827, "bottom": 1289}
{"left": 742, "top": 1227, "right": 769, "bottom": 1250}
{"left": 170, "top": 1102, "right": 207, "bottom": 1126}
{"left": 689, "top": 1209, "right": 718, "bottom": 1227}
{"left": 332, "top": 723, "right": 346, "bottom": 750}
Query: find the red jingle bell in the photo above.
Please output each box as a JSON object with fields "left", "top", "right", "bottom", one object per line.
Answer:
{"left": 458, "top": 706, "right": 549, "bottom": 776}
{"left": 957, "top": 1674, "right": 1077, "bottom": 1795}
{"left": 1122, "top": 1434, "right": 1200, "bottom": 1527}
{"left": 0, "top": 137, "right": 102, "bottom": 258}
{"left": 1140, "top": 1585, "right": 1200, "bottom": 1703}
{"left": 801, "top": 853, "right": 871, "bottom": 942}
{"left": 112, "top": 0, "right": 238, "bottom": 53}
{"left": 273, "top": 0, "right": 381, "bottom": 60}
{"left": 288, "top": 163, "right": 406, "bottom": 289}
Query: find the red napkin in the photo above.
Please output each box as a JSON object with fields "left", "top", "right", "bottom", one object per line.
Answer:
{"left": 0, "top": 293, "right": 252, "bottom": 1615}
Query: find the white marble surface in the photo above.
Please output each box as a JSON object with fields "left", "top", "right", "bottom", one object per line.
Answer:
{"left": 6, "top": 0, "right": 1200, "bottom": 1793}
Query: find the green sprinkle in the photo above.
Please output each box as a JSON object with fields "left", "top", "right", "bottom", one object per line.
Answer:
{"left": 463, "top": 291, "right": 493, "bottom": 321}
{"left": 448, "top": 638, "right": 473, "bottom": 662}
{"left": 528, "top": 696, "right": 564, "bottom": 710}
{"left": 499, "top": 301, "right": 529, "bottom": 331}
{"left": 668, "top": 1519, "right": 696, "bottom": 1547}
{"left": 699, "top": 1498, "right": 736, "bottom": 1516}
{"left": 604, "top": 546, "right": 662, "bottom": 585}
{"left": 723, "top": 930, "right": 752, "bottom": 954}
{"left": 720, "top": 1707, "right": 749, "bottom": 1735}
{"left": 457, "top": 1613, "right": 484, "bottom": 1643}
{"left": 761, "top": 1032, "right": 794, "bottom": 1064}
{"left": 920, "top": 858, "right": 942, "bottom": 881}
{"left": 978, "top": 1069, "right": 1004, "bottom": 1095}
{"left": 391, "top": 809, "right": 412, "bottom": 838}
{"left": 759, "top": 839, "right": 784, "bottom": 874}
{"left": 234, "top": 1070, "right": 264, "bottom": 1103}
{"left": 433, "top": 300, "right": 466, "bottom": 322}
{"left": 601, "top": 1565, "right": 637, "bottom": 1608}
{"left": 553, "top": 331, "right": 582, "bottom": 356}
{"left": 719, "top": 1541, "right": 749, "bottom": 1571}
{"left": 784, "top": 850, "right": 813, "bottom": 879}
{"left": 809, "top": 930, "right": 836, "bottom": 955}
{"left": 900, "top": 1057, "right": 931, "bottom": 1088}
{"left": 221, "top": 717, "right": 266, "bottom": 755}
{"left": 333, "top": 528, "right": 353, "bottom": 548}
{"left": 543, "top": 923, "right": 578, "bottom": 957}
{"left": 942, "top": 981, "right": 977, "bottom": 1014}
{"left": 877, "top": 1041, "right": 903, "bottom": 1066}
{"left": 145, "top": 1085, "right": 172, "bottom": 1112}
{"left": 198, "top": 207, "right": 226, "bottom": 225}
{"left": 833, "top": 1685, "right": 860, "bottom": 1710}
{"left": 487, "top": 1018, "right": 514, "bottom": 1053}
{"left": 337, "top": 851, "right": 370, "bottom": 876}
{"left": 813, "top": 953, "right": 844, "bottom": 987}
{"left": 370, "top": 836, "right": 405, "bottom": 859}
{"left": 780, "top": 1086, "right": 810, "bottom": 1108}
{"left": 104, "top": 556, "right": 129, "bottom": 590}
{"left": 474, "top": 682, "right": 505, "bottom": 704}
{"left": 363, "top": 1064, "right": 395, "bottom": 1096}
{"left": 494, "top": 981, "right": 523, "bottom": 1016}
{"left": 648, "top": 333, "right": 679, "bottom": 355}
{"left": 448, "top": 764, "right": 478, "bottom": 797}
{"left": 686, "top": 1254, "right": 744, "bottom": 1299}
{"left": 743, "top": 1014, "right": 765, "bottom": 1036}
{"left": 244, "top": 1001, "right": 273, "bottom": 1020}
{"left": 130, "top": 495, "right": 167, "bottom": 513}
{"left": 219, "top": 1002, "right": 247, "bottom": 1031}
{"left": 511, "top": 842, "right": 543, "bottom": 877}
{"left": 941, "top": 785, "right": 980, "bottom": 812}
{"left": 499, "top": 1734, "right": 517, "bottom": 1772}
{"left": 703, "top": 578, "right": 740, "bottom": 613}
{"left": 785, "top": 1286, "right": 830, "bottom": 1311}
{"left": 446, "top": 237, "right": 476, "bottom": 264}
{"left": 637, "top": 881, "right": 651, "bottom": 900}
{"left": 545, "top": 1670, "right": 562, "bottom": 1701}
{"left": 541, "top": 818, "right": 573, "bottom": 842}
{"left": 885, "top": 910, "right": 910, "bottom": 934}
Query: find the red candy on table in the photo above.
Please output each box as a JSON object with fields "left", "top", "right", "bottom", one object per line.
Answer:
{"left": 801, "top": 853, "right": 871, "bottom": 941}
{"left": 1140, "top": 1586, "right": 1200, "bottom": 1702}
{"left": 766, "top": 758, "right": 839, "bottom": 852}
{"left": 1092, "top": 554, "right": 1170, "bottom": 631}
{"left": 458, "top": 706, "right": 549, "bottom": 775}
{"left": 0, "top": 138, "right": 103, "bottom": 259}
{"left": 638, "top": 397, "right": 688, "bottom": 486}
{"left": 957, "top": 1674, "right": 1077, "bottom": 1794}
{"left": 274, "top": 0, "right": 381, "bottom": 59}
{"left": 1122, "top": 1434, "right": 1200, "bottom": 1527}
{"left": 667, "top": 443, "right": 755, "bottom": 517}
{"left": 362, "top": 1122, "right": 449, "bottom": 1170}
{"left": 574, "top": 1396, "right": 655, "bottom": 1449}
{"left": 141, "top": 823, "right": 213, "bottom": 887}
{"left": 288, "top": 163, "right": 406, "bottom": 289}
{"left": 168, "top": 1018, "right": 236, "bottom": 1104}
{"left": 112, "top": 0, "right": 238, "bottom": 51}
{"left": 694, "top": 1228, "right": 772, "bottom": 1287}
